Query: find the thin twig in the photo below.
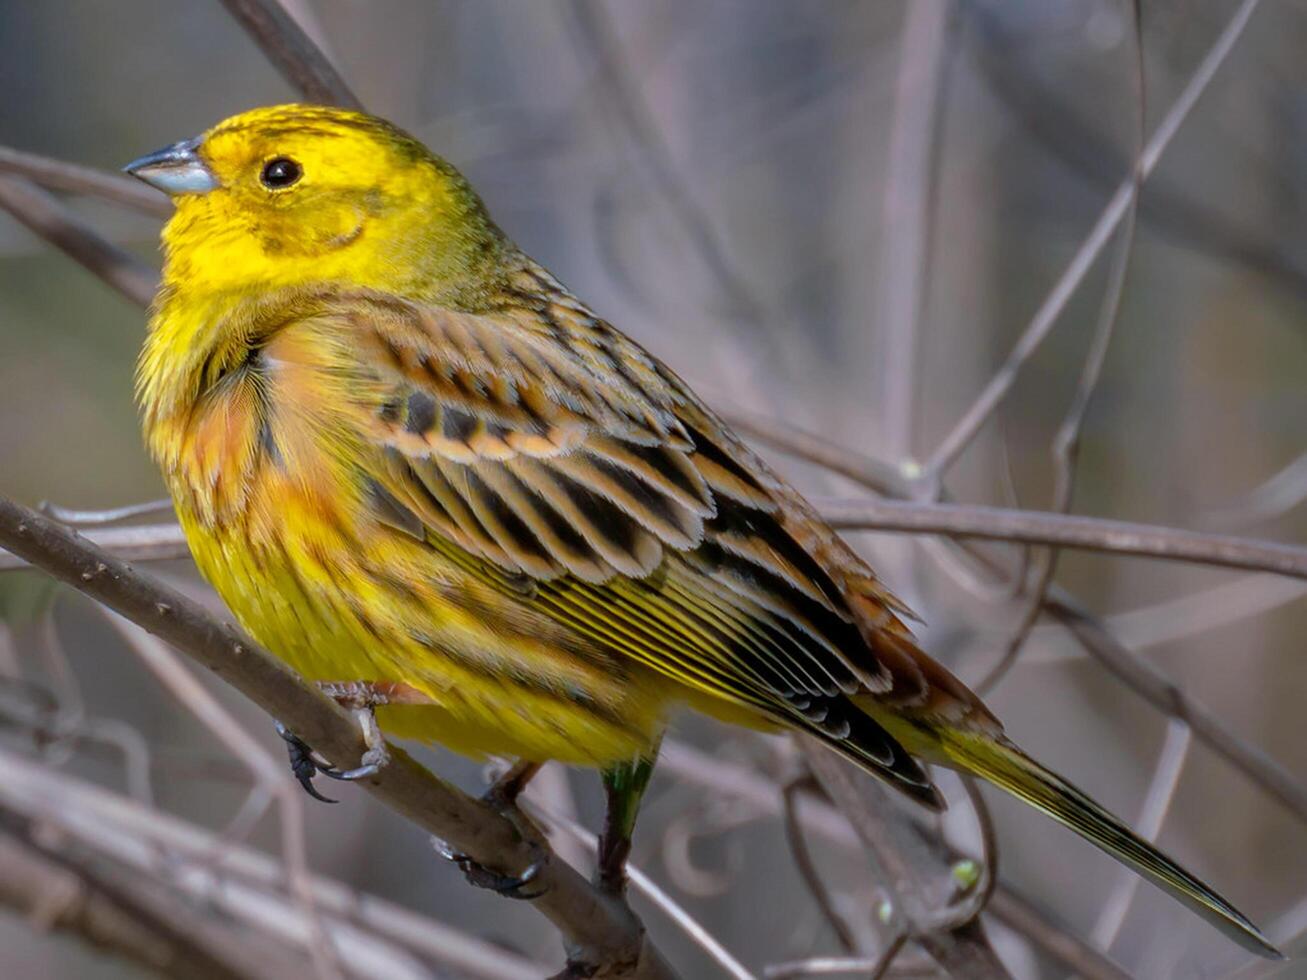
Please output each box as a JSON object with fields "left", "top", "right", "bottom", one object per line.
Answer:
{"left": 922, "top": 0, "right": 1264, "bottom": 478}
{"left": 782, "top": 771, "right": 859, "bottom": 953}
{"left": 39, "top": 499, "right": 174, "bottom": 526}
{"left": 97, "top": 612, "right": 342, "bottom": 980}
{"left": 536, "top": 805, "right": 758, "bottom": 980}
{"left": 874, "top": 0, "right": 951, "bottom": 460}
{"left": 0, "top": 819, "right": 288, "bottom": 980}
{"left": 1206, "top": 448, "right": 1307, "bottom": 528}
{"left": 217, "top": 0, "right": 361, "bottom": 109}
{"left": 979, "top": 0, "right": 1146, "bottom": 695}
{"left": 0, "top": 146, "right": 171, "bottom": 217}
{"left": 0, "top": 747, "right": 546, "bottom": 979}
{"left": 823, "top": 499, "right": 1307, "bottom": 581}
{"left": 0, "top": 496, "right": 674, "bottom": 980}
{"left": 563, "top": 0, "right": 769, "bottom": 326}
{"left": 799, "top": 738, "right": 1012, "bottom": 980}
{"left": 1043, "top": 588, "right": 1307, "bottom": 826}
{"left": 659, "top": 740, "right": 1133, "bottom": 980}
{"left": 0, "top": 177, "right": 158, "bottom": 306}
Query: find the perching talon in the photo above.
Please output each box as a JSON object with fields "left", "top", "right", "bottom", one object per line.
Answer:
{"left": 275, "top": 720, "right": 338, "bottom": 804}
{"left": 433, "top": 838, "right": 548, "bottom": 900}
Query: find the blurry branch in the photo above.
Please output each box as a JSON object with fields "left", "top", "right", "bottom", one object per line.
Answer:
{"left": 218, "top": 0, "right": 361, "bottom": 110}
{"left": 922, "top": 0, "right": 1264, "bottom": 479}
{"left": 874, "top": 0, "right": 952, "bottom": 460}
{"left": 781, "top": 771, "right": 859, "bottom": 953}
{"left": 964, "top": 4, "right": 1307, "bottom": 307}
{"left": 659, "top": 741, "right": 1133, "bottom": 980}
{"left": 0, "top": 146, "right": 170, "bottom": 217}
{"left": 563, "top": 0, "right": 771, "bottom": 325}
{"left": 823, "top": 499, "right": 1307, "bottom": 581}
{"left": 800, "top": 740, "right": 1011, "bottom": 980}
{"left": 0, "top": 748, "right": 544, "bottom": 980}
{"left": 1206, "top": 449, "right": 1307, "bottom": 528}
{"left": 0, "top": 524, "right": 186, "bottom": 571}
{"left": 536, "top": 808, "right": 758, "bottom": 980}
{"left": 1043, "top": 590, "right": 1307, "bottom": 825}
{"left": 981, "top": 0, "right": 1145, "bottom": 695}
{"left": 0, "top": 818, "right": 272, "bottom": 980}
{"left": 39, "top": 499, "right": 174, "bottom": 526}
{"left": 0, "top": 498, "right": 674, "bottom": 980}
{"left": 0, "top": 178, "right": 157, "bottom": 305}
{"left": 98, "top": 614, "right": 341, "bottom": 980}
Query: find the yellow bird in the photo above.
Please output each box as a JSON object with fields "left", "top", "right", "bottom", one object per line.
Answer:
{"left": 127, "top": 105, "right": 1277, "bottom": 957}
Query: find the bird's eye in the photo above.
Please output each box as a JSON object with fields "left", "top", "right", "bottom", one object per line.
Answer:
{"left": 260, "top": 157, "right": 302, "bottom": 189}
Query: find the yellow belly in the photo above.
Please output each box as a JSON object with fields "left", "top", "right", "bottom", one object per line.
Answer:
{"left": 177, "top": 494, "right": 672, "bottom": 767}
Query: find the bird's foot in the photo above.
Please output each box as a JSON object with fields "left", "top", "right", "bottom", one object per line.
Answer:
{"left": 276, "top": 680, "right": 410, "bottom": 802}
{"left": 433, "top": 838, "right": 548, "bottom": 900}
{"left": 275, "top": 720, "right": 340, "bottom": 803}
{"left": 430, "top": 759, "right": 549, "bottom": 899}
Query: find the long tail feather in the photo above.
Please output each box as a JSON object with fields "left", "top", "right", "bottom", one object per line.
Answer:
{"left": 928, "top": 725, "right": 1280, "bottom": 958}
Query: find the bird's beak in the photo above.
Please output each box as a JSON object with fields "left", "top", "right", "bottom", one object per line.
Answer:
{"left": 123, "top": 137, "right": 217, "bottom": 195}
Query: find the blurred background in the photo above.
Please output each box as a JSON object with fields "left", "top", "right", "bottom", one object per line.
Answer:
{"left": 2, "top": 1, "right": 1306, "bottom": 977}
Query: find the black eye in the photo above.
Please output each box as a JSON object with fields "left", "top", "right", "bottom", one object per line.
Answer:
{"left": 260, "top": 157, "right": 301, "bottom": 189}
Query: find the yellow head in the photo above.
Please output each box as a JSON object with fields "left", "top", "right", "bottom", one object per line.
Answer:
{"left": 126, "top": 104, "right": 508, "bottom": 302}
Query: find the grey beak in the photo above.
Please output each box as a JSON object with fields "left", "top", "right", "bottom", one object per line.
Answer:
{"left": 123, "top": 137, "right": 217, "bottom": 195}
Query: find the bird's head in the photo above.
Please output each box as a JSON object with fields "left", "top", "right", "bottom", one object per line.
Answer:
{"left": 126, "top": 104, "right": 506, "bottom": 303}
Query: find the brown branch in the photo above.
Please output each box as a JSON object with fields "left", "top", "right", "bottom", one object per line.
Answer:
{"left": 0, "top": 177, "right": 158, "bottom": 306}
{"left": 823, "top": 499, "right": 1307, "bottom": 581}
{"left": 0, "top": 146, "right": 170, "bottom": 217}
{"left": 217, "top": 0, "right": 362, "bottom": 109}
{"left": 0, "top": 497, "right": 673, "bottom": 980}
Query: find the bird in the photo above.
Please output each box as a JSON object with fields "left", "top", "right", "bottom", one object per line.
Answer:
{"left": 126, "top": 104, "right": 1278, "bottom": 958}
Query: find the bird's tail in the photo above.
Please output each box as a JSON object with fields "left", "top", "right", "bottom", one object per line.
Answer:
{"left": 886, "top": 718, "right": 1281, "bottom": 959}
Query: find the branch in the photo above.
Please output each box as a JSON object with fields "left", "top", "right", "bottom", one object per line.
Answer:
{"left": 0, "top": 818, "right": 279, "bottom": 980}
{"left": 922, "top": 0, "right": 1265, "bottom": 477}
{"left": 0, "top": 747, "right": 547, "bottom": 979}
{"left": 799, "top": 739, "right": 1012, "bottom": 980}
{"left": 0, "top": 146, "right": 170, "bottom": 217}
{"left": 0, "top": 177, "right": 157, "bottom": 306}
{"left": 217, "top": 0, "right": 362, "bottom": 109}
{"left": 659, "top": 740, "right": 1134, "bottom": 980}
{"left": 0, "top": 497, "right": 673, "bottom": 979}
{"left": 822, "top": 499, "right": 1307, "bottom": 581}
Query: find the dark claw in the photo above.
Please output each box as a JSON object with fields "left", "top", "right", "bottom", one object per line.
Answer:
{"left": 433, "top": 839, "right": 548, "bottom": 900}
{"left": 275, "top": 720, "right": 338, "bottom": 804}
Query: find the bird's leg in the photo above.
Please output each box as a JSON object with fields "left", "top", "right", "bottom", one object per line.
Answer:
{"left": 433, "top": 759, "right": 548, "bottom": 900}
{"left": 597, "top": 749, "right": 659, "bottom": 896}
{"left": 276, "top": 680, "right": 431, "bottom": 802}
{"left": 483, "top": 759, "right": 543, "bottom": 809}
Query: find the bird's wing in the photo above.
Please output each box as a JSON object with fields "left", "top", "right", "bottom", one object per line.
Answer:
{"left": 328, "top": 275, "right": 990, "bottom": 805}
